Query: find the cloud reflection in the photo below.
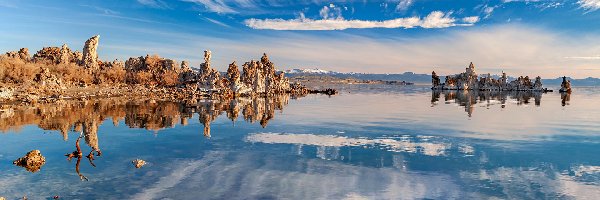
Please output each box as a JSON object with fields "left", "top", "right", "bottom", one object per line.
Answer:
{"left": 246, "top": 132, "right": 456, "bottom": 157}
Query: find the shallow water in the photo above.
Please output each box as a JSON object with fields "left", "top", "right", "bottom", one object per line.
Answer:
{"left": 1, "top": 85, "right": 599, "bottom": 199}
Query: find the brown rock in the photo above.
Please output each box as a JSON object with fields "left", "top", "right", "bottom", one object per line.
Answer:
{"left": 33, "top": 47, "right": 62, "bottom": 64}
{"left": 13, "top": 150, "right": 46, "bottom": 173}
{"left": 132, "top": 159, "right": 146, "bottom": 168}
{"left": 5, "top": 48, "right": 30, "bottom": 61}
{"left": 560, "top": 76, "right": 572, "bottom": 93}
{"left": 59, "top": 44, "right": 72, "bottom": 64}
{"left": 432, "top": 71, "right": 440, "bottom": 87}
{"left": 82, "top": 35, "right": 100, "bottom": 70}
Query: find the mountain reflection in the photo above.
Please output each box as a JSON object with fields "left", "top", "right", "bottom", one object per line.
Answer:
{"left": 431, "top": 90, "right": 544, "bottom": 116}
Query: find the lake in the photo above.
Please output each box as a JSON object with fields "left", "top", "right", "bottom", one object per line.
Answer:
{"left": 1, "top": 85, "right": 599, "bottom": 199}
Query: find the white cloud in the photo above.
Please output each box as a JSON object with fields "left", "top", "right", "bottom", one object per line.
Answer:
{"left": 204, "top": 17, "right": 231, "bottom": 27}
{"left": 420, "top": 11, "right": 456, "bottom": 28}
{"left": 462, "top": 16, "right": 480, "bottom": 24}
{"left": 483, "top": 5, "right": 495, "bottom": 18}
{"left": 319, "top": 5, "right": 343, "bottom": 20}
{"left": 578, "top": 0, "right": 600, "bottom": 11}
{"left": 137, "top": 0, "right": 170, "bottom": 9}
{"left": 245, "top": 11, "right": 479, "bottom": 30}
{"left": 246, "top": 133, "right": 454, "bottom": 156}
{"left": 564, "top": 55, "right": 600, "bottom": 60}
{"left": 395, "top": 0, "right": 414, "bottom": 11}
{"left": 182, "top": 0, "right": 238, "bottom": 13}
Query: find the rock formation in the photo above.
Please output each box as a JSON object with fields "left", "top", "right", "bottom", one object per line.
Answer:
{"left": 179, "top": 60, "right": 198, "bottom": 85}
{"left": 34, "top": 67, "right": 64, "bottom": 88}
{"left": 124, "top": 55, "right": 179, "bottom": 85}
{"left": 0, "top": 87, "right": 14, "bottom": 101}
{"left": 432, "top": 62, "right": 547, "bottom": 91}
{"left": 0, "top": 34, "right": 322, "bottom": 103}
{"left": 13, "top": 150, "right": 46, "bottom": 173}
{"left": 59, "top": 44, "right": 72, "bottom": 64}
{"left": 226, "top": 61, "right": 250, "bottom": 94}
{"left": 82, "top": 35, "right": 100, "bottom": 70}
{"left": 5, "top": 48, "right": 29, "bottom": 61}
{"left": 100, "top": 59, "right": 125, "bottom": 69}
{"left": 197, "top": 50, "right": 221, "bottom": 91}
{"left": 33, "top": 47, "right": 62, "bottom": 63}
{"left": 432, "top": 71, "right": 440, "bottom": 87}
{"left": 132, "top": 159, "right": 146, "bottom": 168}
{"left": 560, "top": 76, "right": 572, "bottom": 93}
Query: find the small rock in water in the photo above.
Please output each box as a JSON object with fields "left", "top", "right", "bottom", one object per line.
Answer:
{"left": 132, "top": 159, "right": 146, "bottom": 168}
{"left": 13, "top": 150, "right": 46, "bottom": 173}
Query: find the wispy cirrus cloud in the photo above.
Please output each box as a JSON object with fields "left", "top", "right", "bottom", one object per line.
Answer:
{"left": 137, "top": 0, "right": 171, "bottom": 9}
{"left": 204, "top": 17, "right": 232, "bottom": 27}
{"left": 182, "top": 0, "right": 238, "bottom": 13}
{"left": 245, "top": 10, "right": 479, "bottom": 30}
{"left": 578, "top": 0, "right": 600, "bottom": 11}
{"left": 462, "top": 16, "right": 480, "bottom": 24}
{"left": 394, "top": 0, "right": 414, "bottom": 11}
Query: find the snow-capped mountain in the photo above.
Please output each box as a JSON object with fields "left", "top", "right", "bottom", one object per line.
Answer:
{"left": 283, "top": 68, "right": 335, "bottom": 74}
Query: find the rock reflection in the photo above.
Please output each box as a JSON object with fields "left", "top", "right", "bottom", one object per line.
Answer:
{"left": 1, "top": 94, "right": 300, "bottom": 179}
{"left": 431, "top": 90, "right": 544, "bottom": 116}
{"left": 0, "top": 94, "right": 298, "bottom": 137}
{"left": 561, "top": 92, "right": 571, "bottom": 107}
{"left": 64, "top": 134, "right": 98, "bottom": 181}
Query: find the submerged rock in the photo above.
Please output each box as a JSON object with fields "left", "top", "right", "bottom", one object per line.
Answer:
{"left": 132, "top": 159, "right": 146, "bottom": 168}
{"left": 13, "top": 150, "right": 46, "bottom": 173}
{"left": 82, "top": 35, "right": 100, "bottom": 70}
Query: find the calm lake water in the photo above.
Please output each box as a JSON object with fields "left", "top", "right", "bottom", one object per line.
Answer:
{"left": 1, "top": 85, "right": 599, "bottom": 199}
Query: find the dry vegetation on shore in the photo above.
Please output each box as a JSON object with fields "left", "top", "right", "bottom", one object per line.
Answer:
{"left": 0, "top": 35, "right": 336, "bottom": 104}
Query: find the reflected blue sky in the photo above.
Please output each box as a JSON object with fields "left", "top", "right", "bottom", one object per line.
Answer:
{"left": 1, "top": 86, "right": 600, "bottom": 199}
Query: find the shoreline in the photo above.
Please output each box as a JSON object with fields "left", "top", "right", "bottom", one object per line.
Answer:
{"left": 0, "top": 35, "right": 337, "bottom": 104}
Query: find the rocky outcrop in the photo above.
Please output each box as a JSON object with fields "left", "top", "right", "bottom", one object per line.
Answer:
{"left": 35, "top": 67, "right": 64, "bottom": 88}
{"left": 432, "top": 71, "right": 440, "bottom": 87}
{"left": 179, "top": 60, "right": 197, "bottom": 84}
{"left": 33, "top": 47, "right": 62, "bottom": 63}
{"left": 271, "top": 71, "right": 291, "bottom": 93}
{"left": 124, "top": 55, "right": 180, "bottom": 85}
{"left": 0, "top": 87, "right": 14, "bottom": 101}
{"left": 32, "top": 44, "right": 81, "bottom": 65}
{"left": 560, "top": 76, "right": 572, "bottom": 93}
{"left": 440, "top": 62, "right": 479, "bottom": 90}
{"left": 125, "top": 56, "right": 145, "bottom": 71}
{"left": 13, "top": 150, "right": 46, "bottom": 173}
{"left": 5, "top": 48, "right": 30, "bottom": 61}
{"left": 59, "top": 44, "right": 72, "bottom": 64}
{"left": 432, "top": 62, "right": 547, "bottom": 91}
{"left": 82, "top": 35, "right": 100, "bottom": 70}
{"left": 226, "top": 61, "right": 250, "bottom": 94}
{"left": 197, "top": 50, "right": 222, "bottom": 91}
{"left": 100, "top": 59, "right": 125, "bottom": 69}
{"left": 132, "top": 159, "right": 146, "bottom": 168}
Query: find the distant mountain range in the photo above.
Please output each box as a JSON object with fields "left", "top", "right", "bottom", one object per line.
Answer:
{"left": 283, "top": 68, "right": 600, "bottom": 86}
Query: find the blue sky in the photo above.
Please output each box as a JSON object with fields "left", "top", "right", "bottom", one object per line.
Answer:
{"left": 1, "top": 0, "right": 600, "bottom": 78}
